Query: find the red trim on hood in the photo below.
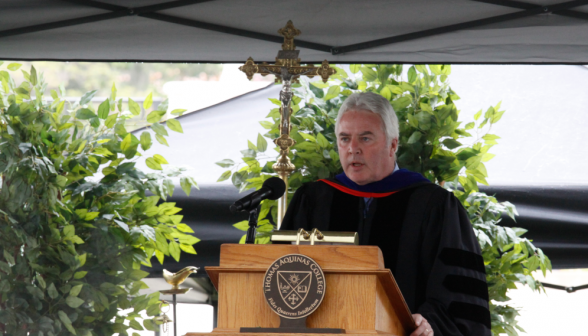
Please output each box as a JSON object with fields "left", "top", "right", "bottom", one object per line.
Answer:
{"left": 319, "top": 179, "right": 400, "bottom": 198}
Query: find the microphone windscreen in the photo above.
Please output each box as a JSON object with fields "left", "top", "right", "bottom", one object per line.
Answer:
{"left": 263, "top": 177, "right": 286, "bottom": 200}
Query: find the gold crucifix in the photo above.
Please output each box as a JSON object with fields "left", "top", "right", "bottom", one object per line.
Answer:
{"left": 239, "top": 20, "right": 336, "bottom": 228}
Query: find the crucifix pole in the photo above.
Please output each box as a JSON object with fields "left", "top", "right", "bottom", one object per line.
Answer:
{"left": 240, "top": 21, "right": 335, "bottom": 228}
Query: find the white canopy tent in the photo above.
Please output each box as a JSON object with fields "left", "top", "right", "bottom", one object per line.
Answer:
{"left": 3, "top": 0, "right": 588, "bottom": 64}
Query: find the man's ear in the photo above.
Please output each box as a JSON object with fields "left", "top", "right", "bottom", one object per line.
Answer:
{"left": 390, "top": 138, "right": 399, "bottom": 157}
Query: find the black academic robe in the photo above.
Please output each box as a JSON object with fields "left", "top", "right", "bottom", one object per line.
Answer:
{"left": 281, "top": 180, "right": 491, "bottom": 336}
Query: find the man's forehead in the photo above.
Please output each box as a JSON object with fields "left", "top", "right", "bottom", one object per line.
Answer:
{"left": 338, "top": 110, "right": 384, "bottom": 133}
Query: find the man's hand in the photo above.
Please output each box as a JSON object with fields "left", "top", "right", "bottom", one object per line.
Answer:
{"left": 410, "top": 314, "right": 433, "bottom": 336}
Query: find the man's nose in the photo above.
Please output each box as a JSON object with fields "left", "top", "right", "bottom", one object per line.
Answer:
{"left": 348, "top": 138, "right": 361, "bottom": 154}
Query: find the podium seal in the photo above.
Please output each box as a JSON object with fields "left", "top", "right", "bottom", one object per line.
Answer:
{"left": 263, "top": 254, "right": 325, "bottom": 319}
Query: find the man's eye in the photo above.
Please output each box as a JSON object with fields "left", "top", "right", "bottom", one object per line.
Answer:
{"left": 362, "top": 137, "right": 370, "bottom": 141}
{"left": 340, "top": 137, "right": 349, "bottom": 142}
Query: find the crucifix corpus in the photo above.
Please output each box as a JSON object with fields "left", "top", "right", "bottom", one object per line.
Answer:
{"left": 239, "top": 20, "right": 336, "bottom": 228}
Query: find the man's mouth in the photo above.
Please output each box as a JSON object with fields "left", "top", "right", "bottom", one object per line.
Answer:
{"left": 351, "top": 162, "right": 364, "bottom": 167}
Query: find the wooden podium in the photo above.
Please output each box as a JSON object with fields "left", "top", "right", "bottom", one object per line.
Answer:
{"left": 191, "top": 244, "right": 415, "bottom": 336}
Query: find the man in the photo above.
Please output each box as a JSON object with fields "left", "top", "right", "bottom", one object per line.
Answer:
{"left": 281, "top": 92, "right": 491, "bottom": 336}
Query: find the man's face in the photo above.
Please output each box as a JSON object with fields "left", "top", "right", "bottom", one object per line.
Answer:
{"left": 337, "top": 110, "right": 398, "bottom": 186}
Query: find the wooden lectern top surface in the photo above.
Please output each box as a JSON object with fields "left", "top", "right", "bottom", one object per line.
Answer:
{"left": 216, "top": 244, "right": 385, "bottom": 270}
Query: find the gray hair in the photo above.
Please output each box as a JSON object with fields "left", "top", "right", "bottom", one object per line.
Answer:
{"left": 335, "top": 92, "right": 399, "bottom": 143}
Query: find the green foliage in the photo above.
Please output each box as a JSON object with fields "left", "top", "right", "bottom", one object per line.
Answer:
{"left": 218, "top": 64, "right": 551, "bottom": 335}
{"left": 0, "top": 64, "right": 199, "bottom": 335}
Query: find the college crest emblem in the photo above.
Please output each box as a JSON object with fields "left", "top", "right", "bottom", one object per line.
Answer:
{"left": 277, "top": 271, "right": 312, "bottom": 309}
{"left": 263, "top": 254, "right": 325, "bottom": 319}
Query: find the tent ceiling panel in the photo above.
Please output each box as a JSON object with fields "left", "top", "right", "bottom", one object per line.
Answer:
{"left": 2, "top": 0, "right": 588, "bottom": 63}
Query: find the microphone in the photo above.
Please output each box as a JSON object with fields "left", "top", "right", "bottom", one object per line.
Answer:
{"left": 230, "top": 177, "right": 286, "bottom": 213}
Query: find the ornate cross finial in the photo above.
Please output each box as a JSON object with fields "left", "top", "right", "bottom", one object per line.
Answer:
{"left": 278, "top": 20, "right": 301, "bottom": 51}
{"left": 239, "top": 21, "right": 336, "bottom": 227}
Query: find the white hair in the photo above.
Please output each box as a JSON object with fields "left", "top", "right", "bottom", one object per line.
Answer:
{"left": 335, "top": 92, "right": 399, "bottom": 143}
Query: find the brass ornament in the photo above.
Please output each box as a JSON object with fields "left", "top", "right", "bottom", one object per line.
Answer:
{"left": 272, "top": 228, "right": 359, "bottom": 245}
{"left": 239, "top": 21, "right": 336, "bottom": 227}
{"left": 154, "top": 300, "right": 173, "bottom": 334}
{"left": 161, "top": 266, "right": 199, "bottom": 294}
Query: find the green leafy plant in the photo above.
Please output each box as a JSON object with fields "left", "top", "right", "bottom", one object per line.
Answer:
{"left": 218, "top": 64, "right": 551, "bottom": 335}
{"left": 0, "top": 62, "right": 199, "bottom": 336}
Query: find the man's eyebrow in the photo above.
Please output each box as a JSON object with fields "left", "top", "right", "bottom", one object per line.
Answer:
{"left": 359, "top": 131, "right": 374, "bottom": 136}
{"left": 338, "top": 132, "right": 350, "bottom": 137}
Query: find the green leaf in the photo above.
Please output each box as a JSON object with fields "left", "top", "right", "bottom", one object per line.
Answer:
{"left": 74, "top": 271, "right": 87, "bottom": 279}
{"left": 407, "top": 66, "right": 417, "bottom": 83}
{"left": 78, "top": 253, "right": 87, "bottom": 267}
{"left": 299, "top": 132, "right": 316, "bottom": 142}
{"left": 233, "top": 220, "right": 249, "bottom": 231}
{"left": 105, "top": 114, "right": 117, "bottom": 128}
{"left": 64, "top": 225, "right": 75, "bottom": 237}
{"left": 157, "top": 98, "right": 169, "bottom": 112}
{"left": 48, "top": 283, "right": 59, "bottom": 299}
{"left": 178, "top": 234, "right": 200, "bottom": 245}
{"left": 310, "top": 81, "right": 329, "bottom": 89}
{"left": 66, "top": 295, "right": 85, "bottom": 308}
{"left": 147, "top": 110, "right": 166, "bottom": 123}
{"left": 443, "top": 138, "right": 462, "bottom": 149}
{"left": 323, "top": 86, "right": 341, "bottom": 101}
{"left": 391, "top": 96, "right": 411, "bottom": 111}
{"left": 129, "top": 320, "right": 144, "bottom": 331}
{"left": 121, "top": 133, "right": 132, "bottom": 151}
{"left": 144, "top": 319, "right": 159, "bottom": 332}
{"left": 407, "top": 131, "right": 422, "bottom": 144}
{"left": 153, "top": 154, "right": 168, "bottom": 164}
{"left": 309, "top": 84, "right": 324, "bottom": 98}
{"left": 257, "top": 133, "right": 268, "bottom": 152}
{"left": 169, "top": 241, "right": 180, "bottom": 262}
{"left": 176, "top": 223, "right": 194, "bottom": 233}
{"left": 70, "top": 284, "right": 83, "bottom": 297}
{"left": 128, "top": 269, "right": 150, "bottom": 281}
{"left": 97, "top": 100, "right": 110, "bottom": 119}
{"left": 491, "top": 110, "right": 505, "bottom": 123}
{"left": 76, "top": 108, "right": 96, "bottom": 120}
{"left": 360, "top": 67, "right": 377, "bottom": 82}
{"left": 151, "top": 122, "right": 168, "bottom": 136}
{"left": 140, "top": 131, "right": 152, "bottom": 151}
{"left": 259, "top": 120, "right": 274, "bottom": 129}
{"left": 316, "top": 132, "right": 329, "bottom": 148}
{"left": 217, "top": 170, "right": 231, "bottom": 182}
{"left": 167, "top": 119, "right": 183, "bottom": 133}
{"left": 128, "top": 98, "right": 141, "bottom": 115}
{"left": 143, "top": 92, "right": 153, "bottom": 109}
{"left": 30, "top": 65, "right": 38, "bottom": 85}
{"left": 171, "top": 108, "right": 187, "bottom": 116}
{"left": 155, "top": 134, "right": 169, "bottom": 147}
{"left": 146, "top": 157, "right": 162, "bottom": 170}
{"left": 3, "top": 250, "right": 14, "bottom": 265}
{"left": 180, "top": 243, "right": 197, "bottom": 254}
{"left": 215, "top": 159, "right": 235, "bottom": 168}
{"left": 36, "top": 274, "right": 46, "bottom": 289}
{"left": 7, "top": 63, "right": 22, "bottom": 71}
{"left": 269, "top": 98, "right": 281, "bottom": 106}
{"left": 248, "top": 140, "right": 257, "bottom": 151}
{"left": 80, "top": 90, "right": 97, "bottom": 106}
{"left": 58, "top": 310, "right": 76, "bottom": 335}
{"left": 350, "top": 64, "right": 360, "bottom": 74}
